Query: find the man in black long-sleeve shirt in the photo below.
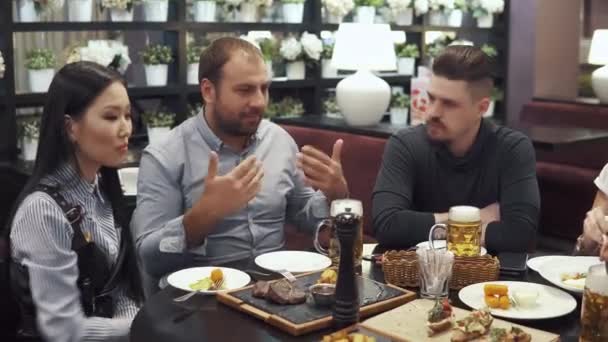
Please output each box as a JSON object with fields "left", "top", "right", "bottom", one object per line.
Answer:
{"left": 372, "top": 46, "right": 540, "bottom": 253}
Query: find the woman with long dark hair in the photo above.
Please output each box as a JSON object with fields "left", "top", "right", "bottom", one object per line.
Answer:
{"left": 8, "top": 61, "right": 142, "bottom": 341}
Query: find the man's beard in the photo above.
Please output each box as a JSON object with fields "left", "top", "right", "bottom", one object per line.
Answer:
{"left": 214, "top": 107, "right": 261, "bottom": 137}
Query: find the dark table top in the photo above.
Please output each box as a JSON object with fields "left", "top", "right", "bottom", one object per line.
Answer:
{"left": 130, "top": 251, "right": 582, "bottom": 342}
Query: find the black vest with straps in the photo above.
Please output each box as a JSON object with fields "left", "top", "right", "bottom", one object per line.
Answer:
{"left": 9, "top": 184, "right": 126, "bottom": 338}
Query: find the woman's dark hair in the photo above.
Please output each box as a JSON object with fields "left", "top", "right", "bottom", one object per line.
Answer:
{"left": 8, "top": 61, "right": 143, "bottom": 303}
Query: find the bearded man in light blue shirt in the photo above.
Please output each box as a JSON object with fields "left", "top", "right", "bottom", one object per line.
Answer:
{"left": 131, "top": 37, "right": 348, "bottom": 292}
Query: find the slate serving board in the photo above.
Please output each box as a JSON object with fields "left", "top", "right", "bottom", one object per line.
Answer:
{"left": 216, "top": 271, "right": 416, "bottom": 336}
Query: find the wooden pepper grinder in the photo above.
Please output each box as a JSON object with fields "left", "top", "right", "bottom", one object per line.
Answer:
{"left": 331, "top": 199, "right": 362, "bottom": 329}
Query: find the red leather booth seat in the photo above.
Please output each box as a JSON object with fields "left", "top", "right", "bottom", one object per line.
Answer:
{"left": 280, "top": 124, "right": 386, "bottom": 250}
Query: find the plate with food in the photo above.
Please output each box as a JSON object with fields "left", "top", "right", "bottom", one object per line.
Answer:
{"left": 254, "top": 250, "right": 332, "bottom": 273}
{"left": 527, "top": 255, "right": 599, "bottom": 273}
{"left": 458, "top": 281, "right": 577, "bottom": 320}
{"left": 167, "top": 267, "right": 251, "bottom": 293}
{"left": 537, "top": 257, "right": 601, "bottom": 293}
{"left": 416, "top": 240, "right": 487, "bottom": 256}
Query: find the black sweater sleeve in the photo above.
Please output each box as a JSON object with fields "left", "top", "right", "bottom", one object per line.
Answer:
{"left": 372, "top": 135, "right": 435, "bottom": 247}
{"left": 485, "top": 135, "right": 540, "bottom": 253}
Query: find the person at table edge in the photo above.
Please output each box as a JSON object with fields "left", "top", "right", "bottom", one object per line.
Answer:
{"left": 131, "top": 37, "right": 348, "bottom": 292}
{"left": 372, "top": 45, "right": 540, "bottom": 253}
{"left": 575, "top": 162, "right": 608, "bottom": 260}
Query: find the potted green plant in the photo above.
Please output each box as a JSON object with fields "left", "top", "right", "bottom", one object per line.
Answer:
{"left": 101, "top": 0, "right": 140, "bottom": 22}
{"left": 259, "top": 38, "right": 278, "bottom": 79}
{"left": 471, "top": 0, "right": 504, "bottom": 28}
{"left": 427, "top": 0, "right": 454, "bottom": 26}
{"left": 193, "top": 0, "right": 218, "bottom": 22}
{"left": 187, "top": 44, "right": 205, "bottom": 85}
{"left": 17, "top": 115, "right": 41, "bottom": 161}
{"left": 484, "top": 87, "right": 503, "bottom": 117}
{"left": 386, "top": 0, "right": 413, "bottom": 26}
{"left": 68, "top": 0, "right": 94, "bottom": 22}
{"left": 141, "top": 0, "right": 169, "bottom": 22}
{"left": 320, "top": 43, "right": 337, "bottom": 78}
{"left": 395, "top": 43, "right": 419, "bottom": 76}
{"left": 142, "top": 110, "right": 176, "bottom": 144}
{"left": 389, "top": 92, "right": 410, "bottom": 125}
{"left": 26, "top": 48, "right": 56, "bottom": 93}
{"left": 481, "top": 43, "right": 498, "bottom": 58}
{"left": 264, "top": 97, "right": 305, "bottom": 118}
{"left": 354, "top": 0, "right": 383, "bottom": 24}
{"left": 279, "top": 32, "right": 322, "bottom": 80}
{"left": 323, "top": 94, "right": 341, "bottom": 118}
{"left": 447, "top": 0, "right": 467, "bottom": 27}
{"left": 140, "top": 44, "right": 173, "bottom": 86}
{"left": 17, "top": 0, "right": 60, "bottom": 22}
{"left": 322, "top": 0, "right": 354, "bottom": 24}
{"left": 281, "top": 0, "right": 305, "bottom": 23}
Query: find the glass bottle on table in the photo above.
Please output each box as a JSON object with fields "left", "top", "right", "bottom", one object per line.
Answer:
{"left": 580, "top": 263, "right": 608, "bottom": 342}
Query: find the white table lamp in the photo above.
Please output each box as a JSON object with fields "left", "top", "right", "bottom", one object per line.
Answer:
{"left": 588, "top": 29, "right": 608, "bottom": 103}
{"left": 331, "top": 23, "right": 397, "bottom": 126}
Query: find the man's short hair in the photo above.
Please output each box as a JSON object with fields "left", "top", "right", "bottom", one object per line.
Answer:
{"left": 432, "top": 45, "right": 494, "bottom": 99}
{"left": 198, "top": 36, "right": 263, "bottom": 87}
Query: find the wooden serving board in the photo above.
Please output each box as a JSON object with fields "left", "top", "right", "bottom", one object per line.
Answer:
{"left": 360, "top": 299, "right": 560, "bottom": 342}
{"left": 216, "top": 271, "right": 416, "bottom": 336}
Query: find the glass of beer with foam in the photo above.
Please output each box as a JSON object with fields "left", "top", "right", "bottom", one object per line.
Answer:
{"left": 428, "top": 206, "right": 482, "bottom": 257}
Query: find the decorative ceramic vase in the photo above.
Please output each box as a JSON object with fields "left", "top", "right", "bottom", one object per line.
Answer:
{"left": 239, "top": 3, "right": 258, "bottom": 22}
{"left": 110, "top": 8, "right": 134, "bottom": 21}
{"left": 355, "top": 6, "right": 375, "bottom": 24}
{"left": 394, "top": 8, "right": 413, "bottom": 25}
{"left": 390, "top": 107, "right": 409, "bottom": 125}
{"left": 22, "top": 138, "right": 38, "bottom": 161}
{"left": 144, "top": 64, "right": 169, "bottom": 86}
{"left": 194, "top": 1, "right": 217, "bottom": 22}
{"left": 68, "top": 0, "right": 93, "bottom": 22}
{"left": 476, "top": 14, "right": 493, "bottom": 28}
{"left": 28, "top": 69, "right": 55, "bottom": 93}
{"left": 397, "top": 57, "right": 415, "bottom": 76}
{"left": 282, "top": 3, "right": 304, "bottom": 23}
{"left": 147, "top": 126, "right": 171, "bottom": 144}
{"left": 144, "top": 0, "right": 169, "bottom": 21}
{"left": 286, "top": 61, "right": 305, "bottom": 80}
{"left": 322, "top": 59, "right": 338, "bottom": 78}
{"left": 18, "top": 0, "right": 40, "bottom": 22}
{"left": 188, "top": 63, "right": 198, "bottom": 85}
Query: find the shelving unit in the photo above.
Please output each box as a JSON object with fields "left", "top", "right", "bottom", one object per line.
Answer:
{"left": 0, "top": 0, "right": 510, "bottom": 164}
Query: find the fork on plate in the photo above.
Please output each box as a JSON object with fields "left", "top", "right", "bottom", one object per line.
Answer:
{"left": 173, "top": 278, "right": 225, "bottom": 303}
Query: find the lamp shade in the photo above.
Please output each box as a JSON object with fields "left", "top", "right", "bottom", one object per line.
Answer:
{"left": 331, "top": 23, "right": 397, "bottom": 71}
{"left": 588, "top": 29, "right": 608, "bottom": 65}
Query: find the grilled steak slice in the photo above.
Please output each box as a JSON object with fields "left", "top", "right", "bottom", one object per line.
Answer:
{"left": 266, "top": 279, "right": 306, "bottom": 305}
{"left": 252, "top": 281, "right": 270, "bottom": 298}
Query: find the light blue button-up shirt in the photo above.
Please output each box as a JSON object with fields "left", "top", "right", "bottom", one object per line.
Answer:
{"left": 131, "top": 113, "right": 329, "bottom": 285}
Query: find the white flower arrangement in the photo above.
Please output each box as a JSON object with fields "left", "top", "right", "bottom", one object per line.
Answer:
{"left": 414, "top": 0, "right": 428, "bottom": 15}
{"left": 242, "top": 0, "right": 273, "bottom": 7}
{"left": 300, "top": 32, "right": 323, "bottom": 61}
{"left": 471, "top": 0, "right": 504, "bottom": 17}
{"left": 67, "top": 40, "right": 132, "bottom": 74}
{"left": 322, "top": 0, "right": 355, "bottom": 17}
{"left": 280, "top": 36, "right": 303, "bottom": 62}
{"left": 386, "top": 0, "right": 412, "bottom": 13}
{"left": 100, "top": 0, "right": 140, "bottom": 10}
{"left": 0, "top": 51, "right": 5, "bottom": 79}
{"left": 429, "top": 0, "right": 454, "bottom": 13}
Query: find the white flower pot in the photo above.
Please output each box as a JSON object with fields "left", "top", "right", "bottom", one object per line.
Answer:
{"left": 147, "top": 126, "right": 171, "bottom": 145}
{"left": 326, "top": 12, "right": 344, "bottom": 24}
{"left": 483, "top": 100, "right": 495, "bottom": 117}
{"left": 18, "top": 0, "right": 40, "bottom": 22}
{"left": 194, "top": 1, "right": 216, "bottom": 22}
{"left": 286, "top": 61, "right": 305, "bottom": 80}
{"left": 110, "top": 8, "right": 134, "bottom": 21}
{"left": 28, "top": 69, "right": 54, "bottom": 93}
{"left": 144, "top": 0, "right": 169, "bottom": 22}
{"left": 321, "top": 59, "right": 338, "bottom": 78}
{"left": 22, "top": 138, "right": 38, "bottom": 161}
{"left": 390, "top": 107, "right": 409, "bottom": 125}
{"left": 265, "top": 60, "right": 273, "bottom": 79}
{"left": 394, "top": 8, "right": 413, "bottom": 25}
{"left": 239, "top": 3, "right": 258, "bottom": 22}
{"left": 144, "top": 64, "right": 168, "bottom": 86}
{"left": 188, "top": 63, "right": 199, "bottom": 85}
{"left": 447, "top": 9, "right": 463, "bottom": 27}
{"left": 356, "top": 6, "right": 375, "bottom": 24}
{"left": 428, "top": 10, "right": 445, "bottom": 26}
{"left": 397, "top": 57, "right": 415, "bottom": 76}
{"left": 282, "top": 3, "right": 304, "bottom": 23}
{"left": 477, "top": 14, "right": 494, "bottom": 28}
{"left": 68, "top": 0, "right": 93, "bottom": 22}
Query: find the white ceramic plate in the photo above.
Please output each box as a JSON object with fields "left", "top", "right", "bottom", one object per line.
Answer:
{"left": 538, "top": 257, "right": 601, "bottom": 294}
{"left": 117, "top": 167, "right": 138, "bottom": 196}
{"left": 526, "top": 255, "right": 599, "bottom": 273}
{"left": 255, "top": 251, "right": 332, "bottom": 273}
{"left": 459, "top": 281, "right": 577, "bottom": 320}
{"left": 167, "top": 267, "right": 251, "bottom": 293}
{"left": 416, "top": 240, "right": 487, "bottom": 256}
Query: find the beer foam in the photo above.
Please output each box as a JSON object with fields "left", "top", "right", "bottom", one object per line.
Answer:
{"left": 586, "top": 272, "right": 608, "bottom": 296}
{"left": 448, "top": 206, "right": 480, "bottom": 222}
